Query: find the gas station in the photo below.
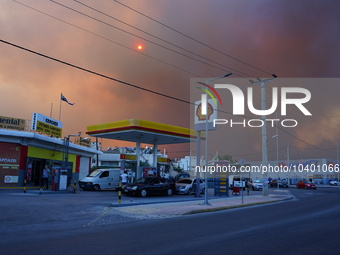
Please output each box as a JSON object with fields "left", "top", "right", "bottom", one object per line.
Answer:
{"left": 86, "top": 119, "right": 196, "bottom": 179}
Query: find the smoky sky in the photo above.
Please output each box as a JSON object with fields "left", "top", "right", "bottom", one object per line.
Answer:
{"left": 1, "top": 0, "right": 339, "bottom": 161}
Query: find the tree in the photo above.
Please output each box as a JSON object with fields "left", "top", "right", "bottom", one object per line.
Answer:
{"left": 217, "top": 155, "right": 235, "bottom": 163}
{"left": 172, "top": 165, "right": 184, "bottom": 173}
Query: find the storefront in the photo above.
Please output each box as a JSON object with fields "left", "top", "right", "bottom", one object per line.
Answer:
{"left": 0, "top": 129, "right": 100, "bottom": 188}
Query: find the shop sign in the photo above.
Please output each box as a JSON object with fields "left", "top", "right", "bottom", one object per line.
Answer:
{"left": 120, "top": 154, "right": 137, "bottom": 160}
{"left": 31, "top": 113, "right": 63, "bottom": 138}
{"left": 4, "top": 175, "right": 18, "bottom": 183}
{"left": 0, "top": 115, "right": 26, "bottom": 131}
{"left": 158, "top": 157, "right": 170, "bottom": 163}
{"left": 0, "top": 143, "right": 20, "bottom": 169}
{"left": 75, "top": 138, "right": 91, "bottom": 147}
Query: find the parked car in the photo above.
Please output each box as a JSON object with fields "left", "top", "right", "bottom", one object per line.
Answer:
{"left": 270, "top": 179, "right": 289, "bottom": 188}
{"left": 176, "top": 178, "right": 205, "bottom": 195}
{"left": 296, "top": 180, "right": 317, "bottom": 190}
{"left": 329, "top": 180, "right": 339, "bottom": 186}
{"left": 79, "top": 168, "right": 121, "bottom": 191}
{"left": 173, "top": 173, "right": 190, "bottom": 182}
{"left": 249, "top": 179, "right": 264, "bottom": 191}
{"left": 123, "top": 177, "right": 175, "bottom": 197}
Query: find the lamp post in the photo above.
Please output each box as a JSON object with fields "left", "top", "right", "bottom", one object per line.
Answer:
{"left": 63, "top": 132, "right": 81, "bottom": 172}
{"left": 270, "top": 134, "right": 279, "bottom": 189}
{"left": 198, "top": 73, "right": 232, "bottom": 205}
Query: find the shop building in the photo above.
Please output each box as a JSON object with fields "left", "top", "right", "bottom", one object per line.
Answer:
{"left": 0, "top": 129, "right": 100, "bottom": 188}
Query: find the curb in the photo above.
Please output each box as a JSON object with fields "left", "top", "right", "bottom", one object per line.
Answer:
{"left": 182, "top": 195, "right": 294, "bottom": 215}
{"left": 110, "top": 197, "right": 206, "bottom": 208}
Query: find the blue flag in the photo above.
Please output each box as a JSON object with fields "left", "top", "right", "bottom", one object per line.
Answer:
{"left": 60, "top": 93, "right": 75, "bottom": 105}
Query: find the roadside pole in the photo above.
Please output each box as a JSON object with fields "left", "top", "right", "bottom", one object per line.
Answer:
{"left": 73, "top": 180, "right": 77, "bottom": 193}
{"left": 118, "top": 182, "right": 122, "bottom": 204}
{"left": 250, "top": 77, "right": 276, "bottom": 196}
{"left": 241, "top": 173, "right": 244, "bottom": 204}
{"left": 195, "top": 131, "right": 201, "bottom": 197}
{"left": 337, "top": 140, "right": 339, "bottom": 191}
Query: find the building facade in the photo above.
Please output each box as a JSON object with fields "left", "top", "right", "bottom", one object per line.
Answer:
{"left": 0, "top": 129, "right": 100, "bottom": 188}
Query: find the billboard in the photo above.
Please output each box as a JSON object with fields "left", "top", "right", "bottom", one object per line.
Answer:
{"left": 31, "top": 113, "right": 63, "bottom": 138}
{"left": 0, "top": 115, "right": 26, "bottom": 131}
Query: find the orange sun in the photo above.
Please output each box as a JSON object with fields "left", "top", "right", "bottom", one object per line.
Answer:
{"left": 137, "top": 45, "right": 143, "bottom": 50}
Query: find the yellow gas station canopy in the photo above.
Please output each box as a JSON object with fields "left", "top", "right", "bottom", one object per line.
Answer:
{"left": 86, "top": 119, "right": 197, "bottom": 145}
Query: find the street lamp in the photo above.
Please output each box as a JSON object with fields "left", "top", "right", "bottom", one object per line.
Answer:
{"left": 271, "top": 134, "right": 279, "bottom": 189}
{"left": 197, "top": 73, "right": 232, "bottom": 205}
{"left": 63, "top": 132, "right": 81, "bottom": 172}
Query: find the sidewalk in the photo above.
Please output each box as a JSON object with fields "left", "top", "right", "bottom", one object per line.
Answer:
{"left": 111, "top": 190, "right": 293, "bottom": 219}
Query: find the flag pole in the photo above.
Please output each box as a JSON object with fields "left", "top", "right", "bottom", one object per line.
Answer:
{"left": 50, "top": 103, "right": 53, "bottom": 118}
{"left": 59, "top": 94, "right": 62, "bottom": 121}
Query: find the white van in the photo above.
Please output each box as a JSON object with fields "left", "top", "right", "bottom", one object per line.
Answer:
{"left": 79, "top": 168, "right": 121, "bottom": 191}
{"left": 229, "top": 175, "right": 245, "bottom": 189}
{"left": 229, "top": 175, "right": 252, "bottom": 190}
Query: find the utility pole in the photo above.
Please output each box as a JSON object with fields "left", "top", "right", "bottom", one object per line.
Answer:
{"left": 287, "top": 145, "right": 290, "bottom": 186}
{"left": 276, "top": 112, "right": 279, "bottom": 189}
{"left": 337, "top": 140, "right": 339, "bottom": 190}
{"left": 250, "top": 76, "right": 276, "bottom": 196}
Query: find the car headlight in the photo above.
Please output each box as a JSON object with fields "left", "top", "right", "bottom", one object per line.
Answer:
{"left": 132, "top": 186, "right": 138, "bottom": 190}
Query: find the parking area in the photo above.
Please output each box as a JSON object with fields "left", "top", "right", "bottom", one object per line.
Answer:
{"left": 0, "top": 186, "right": 263, "bottom": 208}
{"left": 2, "top": 184, "right": 336, "bottom": 229}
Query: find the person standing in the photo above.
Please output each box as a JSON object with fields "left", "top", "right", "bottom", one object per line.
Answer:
{"left": 120, "top": 171, "right": 128, "bottom": 185}
{"left": 41, "top": 165, "right": 50, "bottom": 190}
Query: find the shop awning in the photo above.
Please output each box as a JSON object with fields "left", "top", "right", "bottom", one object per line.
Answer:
{"left": 86, "top": 119, "right": 197, "bottom": 145}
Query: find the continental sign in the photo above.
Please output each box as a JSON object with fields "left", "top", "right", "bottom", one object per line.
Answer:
{"left": 31, "top": 113, "right": 63, "bottom": 138}
{"left": 0, "top": 116, "right": 26, "bottom": 131}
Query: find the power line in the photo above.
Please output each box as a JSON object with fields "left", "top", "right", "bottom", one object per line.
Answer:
{"left": 0, "top": 39, "right": 191, "bottom": 105}
{"left": 13, "top": 1, "right": 274, "bottom": 122}
{"left": 12, "top": 0, "right": 203, "bottom": 78}
{"left": 247, "top": 78, "right": 334, "bottom": 153}
{"left": 276, "top": 78, "right": 339, "bottom": 133}
{"left": 113, "top": 0, "right": 275, "bottom": 77}
{"left": 278, "top": 126, "right": 333, "bottom": 153}
{"left": 0, "top": 44, "right": 331, "bottom": 155}
{"left": 50, "top": 0, "right": 250, "bottom": 77}
{"left": 1, "top": 38, "right": 238, "bottom": 119}
{"left": 74, "top": 0, "right": 252, "bottom": 77}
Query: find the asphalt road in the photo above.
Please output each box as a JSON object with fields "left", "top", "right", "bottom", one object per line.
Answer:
{"left": 1, "top": 188, "right": 339, "bottom": 255}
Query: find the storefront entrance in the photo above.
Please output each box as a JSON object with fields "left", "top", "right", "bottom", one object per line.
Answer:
{"left": 26, "top": 158, "right": 50, "bottom": 186}
{"left": 26, "top": 158, "right": 71, "bottom": 187}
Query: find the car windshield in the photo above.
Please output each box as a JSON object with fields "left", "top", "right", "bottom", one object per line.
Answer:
{"left": 177, "top": 179, "right": 192, "bottom": 184}
{"left": 254, "top": 179, "right": 263, "bottom": 183}
{"left": 135, "top": 178, "right": 153, "bottom": 184}
{"left": 87, "top": 170, "right": 102, "bottom": 177}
